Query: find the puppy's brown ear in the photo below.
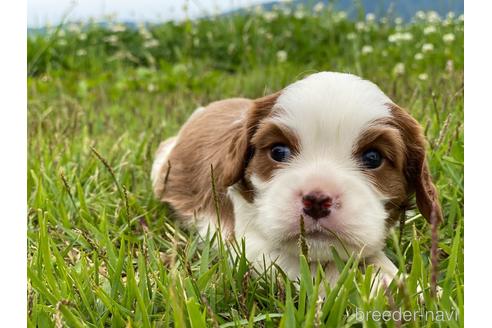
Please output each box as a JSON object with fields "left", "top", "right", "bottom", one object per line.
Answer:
{"left": 154, "top": 94, "right": 280, "bottom": 235}
{"left": 221, "top": 92, "right": 282, "bottom": 186}
{"left": 389, "top": 104, "right": 443, "bottom": 224}
{"left": 248, "top": 92, "right": 282, "bottom": 139}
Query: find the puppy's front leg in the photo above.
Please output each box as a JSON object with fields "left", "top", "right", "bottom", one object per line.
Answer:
{"left": 365, "top": 251, "right": 399, "bottom": 293}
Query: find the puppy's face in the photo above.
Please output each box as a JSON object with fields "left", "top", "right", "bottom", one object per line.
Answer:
{"left": 233, "top": 72, "right": 441, "bottom": 261}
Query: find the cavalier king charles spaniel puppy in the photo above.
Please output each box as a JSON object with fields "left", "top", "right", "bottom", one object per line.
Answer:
{"left": 151, "top": 72, "right": 442, "bottom": 286}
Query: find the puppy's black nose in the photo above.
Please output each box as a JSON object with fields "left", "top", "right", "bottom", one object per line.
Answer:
{"left": 302, "top": 193, "right": 332, "bottom": 220}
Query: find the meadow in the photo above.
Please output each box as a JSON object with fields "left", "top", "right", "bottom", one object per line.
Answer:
{"left": 27, "top": 3, "right": 464, "bottom": 327}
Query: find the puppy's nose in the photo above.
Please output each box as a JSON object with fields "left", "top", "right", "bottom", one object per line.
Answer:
{"left": 302, "top": 193, "right": 332, "bottom": 220}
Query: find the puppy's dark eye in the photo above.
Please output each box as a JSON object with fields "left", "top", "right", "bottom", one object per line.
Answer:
{"left": 270, "top": 144, "right": 291, "bottom": 162}
{"left": 361, "top": 149, "right": 383, "bottom": 169}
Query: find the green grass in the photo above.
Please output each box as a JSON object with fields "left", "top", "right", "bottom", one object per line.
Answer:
{"left": 27, "top": 5, "right": 463, "bottom": 327}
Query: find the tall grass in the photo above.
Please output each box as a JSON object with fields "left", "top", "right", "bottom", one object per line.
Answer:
{"left": 28, "top": 4, "right": 463, "bottom": 327}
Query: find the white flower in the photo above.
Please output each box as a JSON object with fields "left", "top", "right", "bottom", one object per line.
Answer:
{"left": 294, "top": 5, "right": 306, "bottom": 19}
{"left": 415, "top": 11, "right": 426, "bottom": 20}
{"left": 111, "top": 24, "right": 126, "bottom": 33}
{"left": 380, "top": 17, "right": 388, "bottom": 24}
{"left": 401, "top": 32, "right": 413, "bottom": 41}
{"left": 57, "top": 39, "right": 67, "bottom": 46}
{"left": 294, "top": 9, "right": 305, "bottom": 19}
{"left": 104, "top": 35, "right": 118, "bottom": 44}
{"left": 366, "top": 13, "right": 376, "bottom": 22}
{"left": 147, "top": 83, "right": 157, "bottom": 92}
{"left": 423, "top": 25, "right": 436, "bottom": 35}
{"left": 418, "top": 73, "right": 428, "bottom": 81}
{"left": 443, "top": 33, "right": 455, "bottom": 43}
{"left": 313, "top": 2, "right": 324, "bottom": 13}
{"left": 139, "top": 27, "right": 152, "bottom": 40}
{"left": 336, "top": 11, "right": 347, "bottom": 21}
{"left": 394, "top": 17, "right": 403, "bottom": 25}
{"left": 67, "top": 23, "right": 80, "bottom": 33}
{"left": 427, "top": 11, "right": 441, "bottom": 24}
{"left": 58, "top": 29, "right": 66, "bottom": 37}
{"left": 276, "top": 50, "right": 288, "bottom": 62}
{"left": 361, "top": 45, "right": 373, "bottom": 55}
{"left": 355, "top": 21, "right": 366, "bottom": 31}
{"left": 263, "top": 11, "right": 278, "bottom": 22}
{"left": 388, "top": 32, "right": 413, "bottom": 43}
{"left": 447, "top": 12, "right": 455, "bottom": 20}
{"left": 393, "top": 63, "right": 405, "bottom": 75}
{"left": 347, "top": 32, "right": 356, "bottom": 40}
{"left": 422, "top": 43, "right": 434, "bottom": 52}
{"left": 254, "top": 5, "right": 263, "bottom": 14}
{"left": 76, "top": 49, "right": 87, "bottom": 56}
{"left": 79, "top": 33, "right": 87, "bottom": 41}
{"left": 458, "top": 14, "right": 464, "bottom": 22}
{"left": 414, "top": 53, "right": 424, "bottom": 60}
{"left": 144, "top": 39, "right": 159, "bottom": 48}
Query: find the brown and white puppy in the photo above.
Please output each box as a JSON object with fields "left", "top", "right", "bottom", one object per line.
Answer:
{"left": 151, "top": 72, "right": 442, "bottom": 284}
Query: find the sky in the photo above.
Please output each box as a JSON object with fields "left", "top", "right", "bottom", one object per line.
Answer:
{"left": 28, "top": 0, "right": 271, "bottom": 27}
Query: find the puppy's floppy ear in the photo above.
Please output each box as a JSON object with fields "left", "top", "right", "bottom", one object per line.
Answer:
{"left": 388, "top": 104, "right": 443, "bottom": 224}
{"left": 154, "top": 93, "right": 281, "bottom": 235}
{"left": 248, "top": 92, "right": 282, "bottom": 138}
{"left": 221, "top": 92, "right": 282, "bottom": 186}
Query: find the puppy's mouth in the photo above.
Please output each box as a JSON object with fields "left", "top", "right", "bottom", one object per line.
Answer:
{"left": 284, "top": 225, "right": 333, "bottom": 242}
{"left": 303, "top": 229, "right": 331, "bottom": 240}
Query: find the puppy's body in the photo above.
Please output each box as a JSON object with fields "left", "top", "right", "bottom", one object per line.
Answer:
{"left": 152, "top": 72, "right": 441, "bottom": 283}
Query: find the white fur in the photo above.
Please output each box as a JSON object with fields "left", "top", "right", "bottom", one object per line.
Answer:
{"left": 151, "top": 138, "right": 176, "bottom": 189}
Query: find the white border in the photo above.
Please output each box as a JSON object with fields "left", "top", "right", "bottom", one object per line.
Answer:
{"left": 0, "top": 0, "right": 27, "bottom": 324}
{"left": 465, "top": 1, "right": 492, "bottom": 326}
{"left": 0, "top": 0, "right": 478, "bottom": 325}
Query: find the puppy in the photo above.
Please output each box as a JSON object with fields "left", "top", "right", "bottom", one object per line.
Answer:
{"left": 151, "top": 72, "right": 442, "bottom": 285}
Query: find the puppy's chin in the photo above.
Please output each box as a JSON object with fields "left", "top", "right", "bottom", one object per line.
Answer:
{"left": 286, "top": 238, "right": 351, "bottom": 263}
{"left": 248, "top": 163, "right": 388, "bottom": 262}
{"left": 276, "top": 224, "right": 384, "bottom": 262}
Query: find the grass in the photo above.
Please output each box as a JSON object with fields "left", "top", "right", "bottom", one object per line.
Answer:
{"left": 27, "top": 4, "right": 463, "bottom": 327}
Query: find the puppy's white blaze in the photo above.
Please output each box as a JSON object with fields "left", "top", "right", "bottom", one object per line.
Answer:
{"left": 275, "top": 72, "right": 392, "bottom": 162}
{"left": 151, "top": 137, "right": 177, "bottom": 188}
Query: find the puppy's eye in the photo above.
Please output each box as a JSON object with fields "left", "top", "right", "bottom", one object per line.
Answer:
{"left": 361, "top": 149, "right": 383, "bottom": 169}
{"left": 270, "top": 144, "right": 292, "bottom": 162}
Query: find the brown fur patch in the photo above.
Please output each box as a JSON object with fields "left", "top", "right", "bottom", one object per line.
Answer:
{"left": 354, "top": 122, "right": 409, "bottom": 224}
{"left": 153, "top": 94, "right": 281, "bottom": 237}
{"left": 354, "top": 104, "right": 442, "bottom": 225}
{"left": 387, "top": 103, "right": 442, "bottom": 224}
{"left": 246, "top": 120, "right": 301, "bottom": 182}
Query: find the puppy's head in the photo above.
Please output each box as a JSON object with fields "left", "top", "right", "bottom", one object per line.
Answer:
{"left": 229, "top": 72, "right": 442, "bottom": 260}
